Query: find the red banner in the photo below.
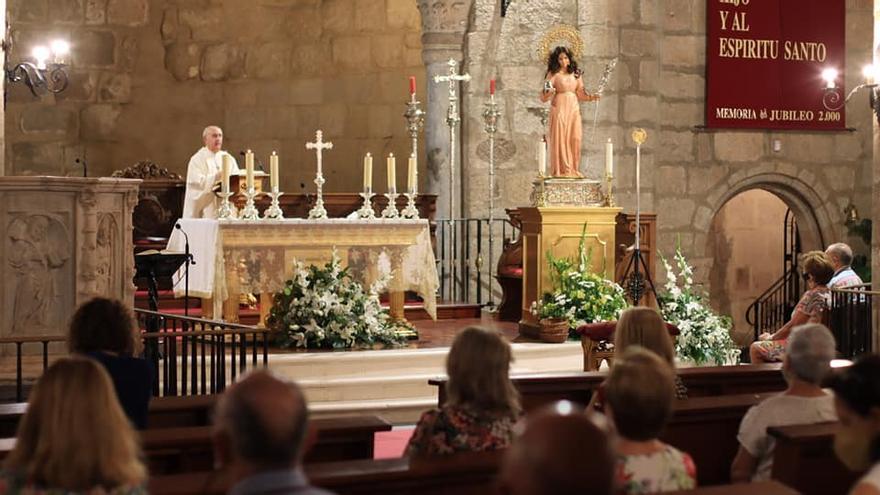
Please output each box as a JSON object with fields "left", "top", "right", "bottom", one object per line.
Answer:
{"left": 706, "top": 0, "right": 846, "bottom": 130}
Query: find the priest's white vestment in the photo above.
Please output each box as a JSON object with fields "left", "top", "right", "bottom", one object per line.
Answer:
{"left": 182, "top": 147, "right": 240, "bottom": 218}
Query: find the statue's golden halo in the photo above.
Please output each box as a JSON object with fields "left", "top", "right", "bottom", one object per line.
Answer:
{"left": 537, "top": 25, "right": 584, "bottom": 62}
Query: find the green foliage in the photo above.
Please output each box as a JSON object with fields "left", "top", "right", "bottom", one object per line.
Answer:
{"left": 267, "top": 252, "right": 407, "bottom": 349}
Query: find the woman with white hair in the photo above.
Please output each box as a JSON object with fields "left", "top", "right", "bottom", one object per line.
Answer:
{"left": 731, "top": 323, "right": 839, "bottom": 482}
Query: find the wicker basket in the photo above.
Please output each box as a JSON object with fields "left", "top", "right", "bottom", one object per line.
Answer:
{"left": 538, "top": 318, "right": 570, "bottom": 343}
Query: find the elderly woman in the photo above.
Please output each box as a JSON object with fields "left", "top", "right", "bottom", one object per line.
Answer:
{"left": 731, "top": 324, "right": 838, "bottom": 481}
{"left": 406, "top": 327, "right": 521, "bottom": 456}
{"left": 751, "top": 251, "right": 834, "bottom": 363}
{"left": 828, "top": 355, "right": 880, "bottom": 495}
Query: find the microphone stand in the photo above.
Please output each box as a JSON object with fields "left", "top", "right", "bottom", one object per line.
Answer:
{"left": 175, "top": 223, "right": 195, "bottom": 317}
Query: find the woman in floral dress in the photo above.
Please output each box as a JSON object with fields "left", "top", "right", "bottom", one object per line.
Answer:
{"left": 0, "top": 357, "right": 147, "bottom": 495}
{"left": 750, "top": 251, "right": 834, "bottom": 363}
{"left": 406, "top": 327, "right": 521, "bottom": 456}
{"left": 607, "top": 348, "right": 698, "bottom": 493}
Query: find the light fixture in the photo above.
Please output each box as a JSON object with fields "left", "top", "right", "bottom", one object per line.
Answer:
{"left": 821, "top": 65, "right": 880, "bottom": 119}
{"left": 2, "top": 36, "right": 71, "bottom": 97}
{"left": 843, "top": 202, "right": 860, "bottom": 225}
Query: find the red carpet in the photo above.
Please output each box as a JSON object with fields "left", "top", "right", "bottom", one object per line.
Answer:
{"left": 374, "top": 426, "right": 415, "bottom": 459}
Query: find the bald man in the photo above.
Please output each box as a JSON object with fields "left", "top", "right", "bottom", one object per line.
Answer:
{"left": 825, "top": 242, "right": 863, "bottom": 289}
{"left": 497, "top": 402, "right": 615, "bottom": 495}
{"left": 182, "top": 126, "right": 240, "bottom": 218}
{"left": 212, "top": 370, "right": 334, "bottom": 495}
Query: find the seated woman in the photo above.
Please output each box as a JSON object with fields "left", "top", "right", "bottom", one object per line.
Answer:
{"left": 1, "top": 357, "right": 147, "bottom": 494}
{"left": 614, "top": 307, "right": 687, "bottom": 399}
{"left": 606, "top": 347, "right": 697, "bottom": 493}
{"left": 751, "top": 251, "right": 833, "bottom": 363}
{"left": 68, "top": 297, "right": 153, "bottom": 429}
{"left": 405, "top": 326, "right": 521, "bottom": 456}
{"left": 828, "top": 354, "right": 880, "bottom": 495}
{"left": 731, "top": 323, "right": 838, "bottom": 482}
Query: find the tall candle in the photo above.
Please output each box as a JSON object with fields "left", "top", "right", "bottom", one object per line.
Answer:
{"left": 538, "top": 138, "right": 547, "bottom": 177}
{"left": 363, "top": 153, "right": 373, "bottom": 192}
{"left": 270, "top": 151, "right": 279, "bottom": 191}
{"left": 409, "top": 76, "right": 416, "bottom": 95}
{"left": 221, "top": 153, "right": 231, "bottom": 194}
{"left": 605, "top": 139, "right": 613, "bottom": 177}
{"left": 386, "top": 153, "right": 396, "bottom": 193}
{"left": 245, "top": 149, "right": 255, "bottom": 191}
{"left": 407, "top": 153, "right": 417, "bottom": 194}
{"left": 490, "top": 78, "right": 496, "bottom": 95}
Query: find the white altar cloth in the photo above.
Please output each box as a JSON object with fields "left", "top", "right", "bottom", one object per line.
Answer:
{"left": 167, "top": 218, "right": 439, "bottom": 320}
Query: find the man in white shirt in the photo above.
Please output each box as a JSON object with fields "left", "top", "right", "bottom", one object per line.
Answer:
{"left": 182, "top": 126, "right": 240, "bottom": 218}
{"left": 825, "top": 242, "right": 864, "bottom": 289}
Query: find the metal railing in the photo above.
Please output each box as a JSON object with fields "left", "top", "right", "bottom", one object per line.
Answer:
{"left": 0, "top": 311, "right": 270, "bottom": 403}
{"left": 829, "top": 285, "right": 874, "bottom": 358}
{"left": 434, "top": 218, "right": 520, "bottom": 306}
{"left": 746, "top": 269, "right": 801, "bottom": 339}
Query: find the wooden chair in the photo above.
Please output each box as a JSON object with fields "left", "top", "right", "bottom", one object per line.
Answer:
{"left": 576, "top": 321, "right": 681, "bottom": 371}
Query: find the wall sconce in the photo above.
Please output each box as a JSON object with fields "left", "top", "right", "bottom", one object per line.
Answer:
{"left": 843, "top": 202, "right": 860, "bottom": 225}
{"left": 821, "top": 66, "right": 880, "bottom": 118}
{"left": 2, "top": 36, "right": 71, "bottom": 97}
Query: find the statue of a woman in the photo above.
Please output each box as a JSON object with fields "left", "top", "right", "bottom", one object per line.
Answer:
{"left": 540, "top": 46, "right": 600, "bottom": 177}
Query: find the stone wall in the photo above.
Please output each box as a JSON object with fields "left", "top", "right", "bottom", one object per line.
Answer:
{"left": 460, "top": 0, "right": 873, "bottom": 295}
{"left": 6, "top": 0, "right": 426, "bottom": 193}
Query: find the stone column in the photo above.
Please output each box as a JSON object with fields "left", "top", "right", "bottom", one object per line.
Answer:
{"left": 418, "top": 0, "right": 473, "bottom": 219}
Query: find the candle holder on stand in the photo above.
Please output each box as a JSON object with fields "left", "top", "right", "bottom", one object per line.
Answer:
{"left": 401, "top": 192, "right": 419, "bottom": 218}
{"left": 308, "top": 174, "right": 328, "bottom": 219}
{"left": 263, "top": 191, "right": 284, "bottom": 219}
{"left": 217, "top": 192, "right": 237, "bottom": 220}
{"left": 604, "top": 172, "right": 615, "bottom": 207}
{"left": 482, "top": 94, "right": 501, "bottom": 308}
{"left": 357, "top": 190, "right": 376, "bottom": 219}
{"left": 381, "top": 192, "right": 400, "bottom": 218}
{"left": 404, "top": 96, "right": 425, "bottom": 161}
{"left": 240, "top": 188, "right": 260, "bottom": 220}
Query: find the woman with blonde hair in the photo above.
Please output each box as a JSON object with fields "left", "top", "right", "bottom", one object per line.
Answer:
{"left": 0, "top": 357, "right": 147, "bottom": 494}
{"left": 406, "top": 326, "right": 521, "bottom": 456}
{"left": 615, "top": 307, "right": 687, "bottom": 399}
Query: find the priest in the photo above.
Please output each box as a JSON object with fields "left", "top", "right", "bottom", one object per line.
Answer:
{"left": 183, "top": 126, "right": 240, "bottom": 218}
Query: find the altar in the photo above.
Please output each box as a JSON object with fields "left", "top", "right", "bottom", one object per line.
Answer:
{"left": 167, "top": 218, "right": 439, "bottom": 324}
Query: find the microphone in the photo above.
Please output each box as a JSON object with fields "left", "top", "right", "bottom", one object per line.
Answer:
{"left": 174, "top": 223, "right": 195, "bottom": 265}
{"left": 239, "top": 150, "right": 265, "bottom": 171}
{"left": 75, "top": 157, "right": 87, "bottom": 177}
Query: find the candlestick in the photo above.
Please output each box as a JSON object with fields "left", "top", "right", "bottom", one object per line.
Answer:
{"left": 409, "top": 76, "right": 416, "bottom": 95}
{"left": 245, "top": 149, "right": 255, "bottom": 191}
{"left": 217, "top": 191, "right": 237, "bottom": 220}
{"left": 270, "top": 151, "right": 279, "bottom": 191}
{"left": 403, "top": 96, "right": 425, "bottom": 174}
{"left": 363, "top": 153, "right": 373, "bottom": 192}
{"left": 407, "top": 153, "right": 416, "bottom": 194}
{"left": 381, "top": 192, "right": 400, "bottom": 218}
{"left": 538, "top": 138, "right": 547, "bottom": 177}
{"left": 401, "top": 192, "right": 419, "bottom": 218}
{"left": 263, "top": 191, "right": 284, "bottom": 219}
{"left": 386, "top": 153, "right": 396, "bottom": 193}
{"left": 221, "top": 153, "right": 231, "bottom": 195}
{"left": 482, "top": 93, "right": 501, "bottom": 308}
{"left": 240, "top": 187, "right": 259, "bottom": 221}
{"left": 357, "top": 191, "right": 376, "bottom": 219}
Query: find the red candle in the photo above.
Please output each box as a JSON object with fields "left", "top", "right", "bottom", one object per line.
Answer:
{"left": 409, "top": 76, "right": 416, "bottom": 94}
{"left": 490, "top": 78, "right": 496, "bottom": 95}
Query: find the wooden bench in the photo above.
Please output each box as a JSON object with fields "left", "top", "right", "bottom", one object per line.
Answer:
{"left": 429, "top": 364, "right": 786, "bottom": 412}
{"left": 0, "top": 415, "right": 392, "bottom": 475}
{"left": 149, "top": 450, "right": 504, "bottom": 495}
{"left": 769, "top": 422, "right": 862, "bottom": 495}
{"left": 667, "top": 480, "right": 799, "bottom": 494}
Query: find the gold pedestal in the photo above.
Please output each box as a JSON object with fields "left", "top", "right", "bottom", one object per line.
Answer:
{"left": 518, "top": 206, "right": 621, "bottom": 339}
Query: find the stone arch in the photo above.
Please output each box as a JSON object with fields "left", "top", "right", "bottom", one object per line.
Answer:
{"left": 695, "top": 171, "right": 842, "bottom": 252}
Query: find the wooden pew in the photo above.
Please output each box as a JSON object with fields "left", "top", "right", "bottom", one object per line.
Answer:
{"left": 149, "top": 450, "right": 504, "bottom": 495}
{"left": 0, "top": 415, "right": 392, "bottom": 475}
{"left": 667, "top": 480, "right": 799, "bottom": 494}
{"left": 429, "top": 364, "right": 785, "bottom": 413}
{"left": 769, "top": 422, "right": 861, "bottom": 495}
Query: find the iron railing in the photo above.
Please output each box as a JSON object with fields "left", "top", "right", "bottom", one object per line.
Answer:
{"left": 434, "top": 218, "right": 520, "bottom": 306}
{"left": 829, "top": 285, "right": 873, "bottom": 358}
{"left": 746, "top": 269, "right": 801, "bottom": 339}
{"left": 0, "top": 311, "right": 270, "bottom": 403}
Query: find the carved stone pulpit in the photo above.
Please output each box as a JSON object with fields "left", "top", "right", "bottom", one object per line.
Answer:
{"left": 0, "top": 177, "right": 140, "bottom": 339}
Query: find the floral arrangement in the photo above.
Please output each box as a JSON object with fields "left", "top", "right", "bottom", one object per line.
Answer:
{"left": 531, "top": 227, "right": 627, "bottom": 337}
{"left": 267, "top": 251, "right": 409, "bottom": 349}
{"left": 659, "top": 245, "right": 740, "bottom": 366}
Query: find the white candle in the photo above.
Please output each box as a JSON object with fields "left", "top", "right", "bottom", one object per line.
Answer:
{"left": 407, "top": 153, "right": 417, "bottom": 194}
{"left": 270, "top": 151, "right": 279, "bottom": 191}
{"left": 605, "top": 139, "right": 613, "bottom": 177}
{"left": 245, "top": 149, "right": 255, "bottom": 191}
{"left": 539, "top": 138, "right": 547, "bottom": 177}
{"left": 386, "top": 153, "right": 396, "bottom": 193}
{"left": 221, "top": 153, "right": 231, "bottom": 195}
{"left": 363, "top": 153, "right": 373, "bottom": 192}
